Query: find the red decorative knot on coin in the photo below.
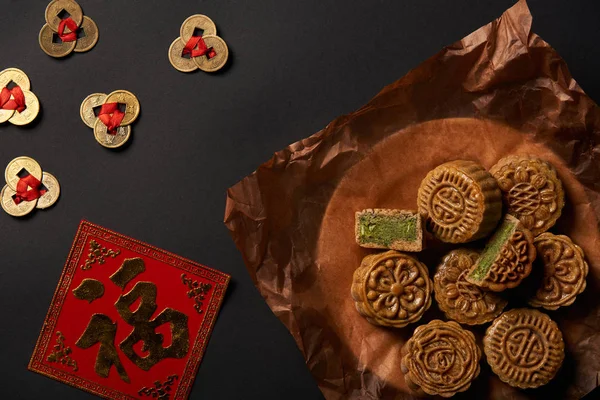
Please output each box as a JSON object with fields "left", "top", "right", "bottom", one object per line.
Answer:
{"left": 57, "top": 17, "right": 78, "bottom": 42}
{"left": 182, "top": 35, "right": 217, "bottom": 59}
{"left": 351, "top": 250, "right": 433, "bottom": 328}
{"left": 401, "top": 320, "right": 481, "bottom": 397}
{"left": 80, "top": 91, "right": 141, "bottom": 149}
{"left": 2, "top": 156, "right": 61, "bottom": 217}
{"left": 169, "top": 14, "right": 229, "bottom": 73}
{"left": 39, "top": 0, "right": 99, "bottom": 58}
{"left": 13, "top": 174, "right": 47, "bottom": 204}
{"left": 0, "top": 86, "right": 26, "bottom": 113}
{"left": 98, "top": 103, "right": 125, "bottom": 135}
{"left": 0, "top": 68, "right": 40, "bottom": 126}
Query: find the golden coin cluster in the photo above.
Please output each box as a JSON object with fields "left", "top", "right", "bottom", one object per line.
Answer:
{"left": 2, "top": 156, "right": 60, "bottom": 217}
{"left": 39, "top": 0, "right": 98, "bottom": 58}
{"left": 80, "top": 90, "right": 141, "bottom": 149}
{"left": 0, "top": 68, "right": 40, "bottom": 126}
{"left": 352, "top": 155, "right": 587, "bottom": 394}
{"left": 169, "top": 14, "right": 229, "bottom": 73}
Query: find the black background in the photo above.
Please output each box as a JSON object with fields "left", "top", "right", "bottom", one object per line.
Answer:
{"left": 1, "top": 1, "right": 599, "bottom": 399}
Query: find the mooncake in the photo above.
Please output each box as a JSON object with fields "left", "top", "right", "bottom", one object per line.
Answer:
{"left": 418, "top": 160, "right": 502, "bottom": 243}
{"left": 490, "top": 155, "right": 565, "bottom": 236}
{"left": 351, "top": 250, "right": 432, "bottom": 328}
{"left": 529, "top": 233, "right": 588, "bottom": 310}
{"left": 434, "top": 249, "right": 507, "bottom": 325}
{"left": 466, "top": 215, "right": 536, "bottom": 292}
{"left": 401, "top": 320, "right": 481, "bottom": 397}
{"left": 355, "top": 209, "right": 423, "bottom": 252}
{"left": 484, "top": 308, "right": 564, "bottom": 389}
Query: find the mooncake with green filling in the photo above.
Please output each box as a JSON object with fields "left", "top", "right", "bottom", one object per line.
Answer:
{"left": 355, "top": 209, "right": 423, "bottom": 252}
{"left": 466, "top": 214, "right": 536, "bottom": 292}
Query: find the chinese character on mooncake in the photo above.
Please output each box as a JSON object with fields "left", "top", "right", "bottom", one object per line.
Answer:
{"left": 418, "top": 160, "right": 502, "bottom": 244}
{"left": 484, "top": 308, "right": 564, "bottom": 389}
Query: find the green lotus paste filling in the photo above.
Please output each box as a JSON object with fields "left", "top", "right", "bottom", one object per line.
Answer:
{"left": 469, "top": 219, "right": 517, "bottom": 281}
{"left": 358, "top": 213, "right": 417, "bottom": 247}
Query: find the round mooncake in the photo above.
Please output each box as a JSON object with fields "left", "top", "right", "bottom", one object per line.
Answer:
{"left": 351, "top": 250, "right": 432, "bottom": 328}
{"left": 418, "top": 160, "right": 502, "bottom": 243}
{"left": 434, "top": 249, "right": 507, "bottom": 325}
{"left": 484, "top": 308, "right": 564, "bottom": 389}
{"left": 529, "top": 233, "right": 588, "bottom": 310}
{"left": 490, "top": 155, "right": 565, "bottom": 236}
{"left": 401, "top": 320, "right": 481, "bottom": 397}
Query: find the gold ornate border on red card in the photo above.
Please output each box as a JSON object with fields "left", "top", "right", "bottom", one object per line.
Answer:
{"left": 28, "top": 220, "right": 230, "bottom": 399}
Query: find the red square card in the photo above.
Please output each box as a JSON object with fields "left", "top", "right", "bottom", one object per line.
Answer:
{"left": 29, "top": 221, "right": 230, "bottom": 399}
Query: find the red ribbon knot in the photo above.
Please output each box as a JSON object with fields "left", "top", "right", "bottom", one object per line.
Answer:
{"left": 57, "top": 17, "right": 79, "bottom": 42}
{"left": 98, "top": 103, "right": 125, "bottom": 135}
{"left": 0, "top": 86, "right": 26, "bottom": 113}
{"left": 182, "top": 36, "right": 217, "bottom": 59}
{"left": 13, "top": 174, "right": 47, "bottom": 205}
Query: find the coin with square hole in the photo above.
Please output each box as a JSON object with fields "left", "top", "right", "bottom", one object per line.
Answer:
{"left": 36, "top": 173, "right": 61, "bottom": 209}
{"left": 93, "top": 119, "right": 131, "bottom": 149}
{"left": 8, "top": 90, "right": 40, "bottom": 126}
{"left": 0, "top": 108, "right": 14, "bottom": 123}
{"left": 0, "top": 68, "right": 30, "bottom": 91}
{"left": 74, "top": 16, "right": 99, "bottom": 53}
{"left": 193, "top": 35, "right": 229, "bottom": 72}
{"left": 104, "top": 90, "right": 140, "bottom": 125}
{"left": 5, "top": 156, "right": 43, "bottom": 191}
{"left": 80, "top": 92, "right": 107, "bottom": 128}
{"left": 1, "top": 185, "right": 37, "bottom": 217}
{"left": 39, "top": 23, "right": 76, "bottom": 58}
{"left": 168, "top": 38, "right": 199, "bottom": 72}
{"left": 180, "top": 14, "right": 217, "bottom": 42}
{"left": 45, "top": 0, "right": 83, "bottom": 32}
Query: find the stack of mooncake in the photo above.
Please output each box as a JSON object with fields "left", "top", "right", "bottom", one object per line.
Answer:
{"left": 352, "top": 155, "right": 587, "bottom": 396}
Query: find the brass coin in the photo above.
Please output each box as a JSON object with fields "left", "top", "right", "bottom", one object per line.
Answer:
{"left": 8, "top": 90, "right": 40, "bottom": 126}
{"left": 168, "top": 37, "right": 198, "bottom": 73}
{"left": 36, "top": 172, "right": 61, "bottom": 209}
{"left": 39, "top": 23, "right": 76, "bottom": 58}
{"left": 1, "top": 185, "right": 37, "bottom": 217}
{"left": 93, "top": 119, "right": 131, "bottom": 148}
{"left": 0, "top": 68, "right": 31, "bottom": 91}
{"left": 45, "top": 0, "right": 83, "bottom": 32}
{"left": 5, "top": 156, "right": 43, "bottom": 191}
{"left": 104, "top": 90, "right": 140, "bottom": 125}
{"left": 180, "top": 14, "right": 217, "bottom": 42}
{"left": 74, "top": 16, "right": 99, "bottom": 53}
{"left": 80, "top": 92, "right": 107, "bottom": 128}
{"left": 0, "top": 109, "right": 14, "bottom": 124}
{"left": 193, "top": 35, "right": 229, "bottom": 72}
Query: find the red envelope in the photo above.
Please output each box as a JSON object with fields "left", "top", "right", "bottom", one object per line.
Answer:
{"left": 29, "top": 220, "right": 230, "bottom": 399}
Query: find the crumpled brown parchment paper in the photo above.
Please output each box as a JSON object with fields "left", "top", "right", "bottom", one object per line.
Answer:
{"left": 224, "top": 1, "right": 600, "bottom": 398}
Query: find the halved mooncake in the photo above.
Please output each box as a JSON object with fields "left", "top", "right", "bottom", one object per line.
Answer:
{"left": 355, "top": 209, "right": 423, "bottom": 252}
{"left": 466, "top": 214, "right": 536, "bottom": 292}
